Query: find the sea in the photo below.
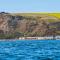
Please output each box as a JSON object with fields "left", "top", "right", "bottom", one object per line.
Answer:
{"left": 0, "top": 40, "right": 60, "bottom": 60}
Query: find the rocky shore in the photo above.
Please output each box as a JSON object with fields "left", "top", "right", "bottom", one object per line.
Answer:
{"left": 19, "top": 36, "right": 60, "bottom": 40}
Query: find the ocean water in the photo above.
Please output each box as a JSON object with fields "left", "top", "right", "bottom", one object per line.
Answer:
{"left": 0, "top": 40, "right": 60, "bottom": 60}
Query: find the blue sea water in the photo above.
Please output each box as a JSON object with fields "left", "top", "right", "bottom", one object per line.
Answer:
{"left": 0, "top": 40, "right": 60, "bottom": 60}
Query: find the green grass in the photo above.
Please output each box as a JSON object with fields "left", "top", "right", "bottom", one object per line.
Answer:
{"left": 48, "top": 13, "right": 60, "bottom": 18}
{"left": 11, "top": 12, "right": 49, "bottom": 16}
{"left": 11, "top": 13, "right": 60, "bottom": 23}
{"left": 12, "top": 13, "right": 60, "bottom": 18}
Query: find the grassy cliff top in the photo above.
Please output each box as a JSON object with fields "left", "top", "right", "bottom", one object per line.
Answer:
{"left": 11, "top": 13, "right": 60, "bottom": 18}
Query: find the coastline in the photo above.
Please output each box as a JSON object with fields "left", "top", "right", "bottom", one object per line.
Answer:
{"left": 0, "top": 36, "right": 60, "bottom": 40}
{"left": 19, "top": 36, "right": 60, "bottom": 40}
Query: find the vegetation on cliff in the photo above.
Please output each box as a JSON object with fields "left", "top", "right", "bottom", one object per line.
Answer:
{"left": 0, "top": 12, "right": 60, "bottom": 39}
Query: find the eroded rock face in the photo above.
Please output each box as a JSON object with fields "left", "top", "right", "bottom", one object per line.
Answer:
{"left": 0, "top": 12, "right": 59, "bottom": 38}
{"left": 0, "top": 12, "right": 23, "bottom": 35}
{"left": 0, "top": 12, "right": 10, "bottom": 34}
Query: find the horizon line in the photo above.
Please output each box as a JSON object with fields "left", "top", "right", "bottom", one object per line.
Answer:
{"left": 0, "top": 11, "right": 60, "bottom": 13}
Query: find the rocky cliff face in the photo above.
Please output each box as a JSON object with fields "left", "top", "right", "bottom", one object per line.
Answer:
{"left": 0, "top": 12, "right": 60, "bottom": 39}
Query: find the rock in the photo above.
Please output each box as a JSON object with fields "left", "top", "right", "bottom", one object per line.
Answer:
{"left": 0, "top": 12, "right": 59, "bottom": 38}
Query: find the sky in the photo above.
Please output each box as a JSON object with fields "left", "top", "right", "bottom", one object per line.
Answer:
{"left": 0, "top": 0, "right": 60, "bottom": 13}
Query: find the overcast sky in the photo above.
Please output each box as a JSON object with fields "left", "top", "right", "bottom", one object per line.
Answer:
{"left": 0, "top": 0, "right": 60, "bottom": 13}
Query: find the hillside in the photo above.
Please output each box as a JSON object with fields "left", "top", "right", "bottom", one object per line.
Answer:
{"left": 0, "top": 12, "right": 60, "bottom": 39}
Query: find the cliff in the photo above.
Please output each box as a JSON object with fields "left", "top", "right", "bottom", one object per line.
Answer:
{"left": 0, "top": 12, "right": 60, "bottom": 39}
